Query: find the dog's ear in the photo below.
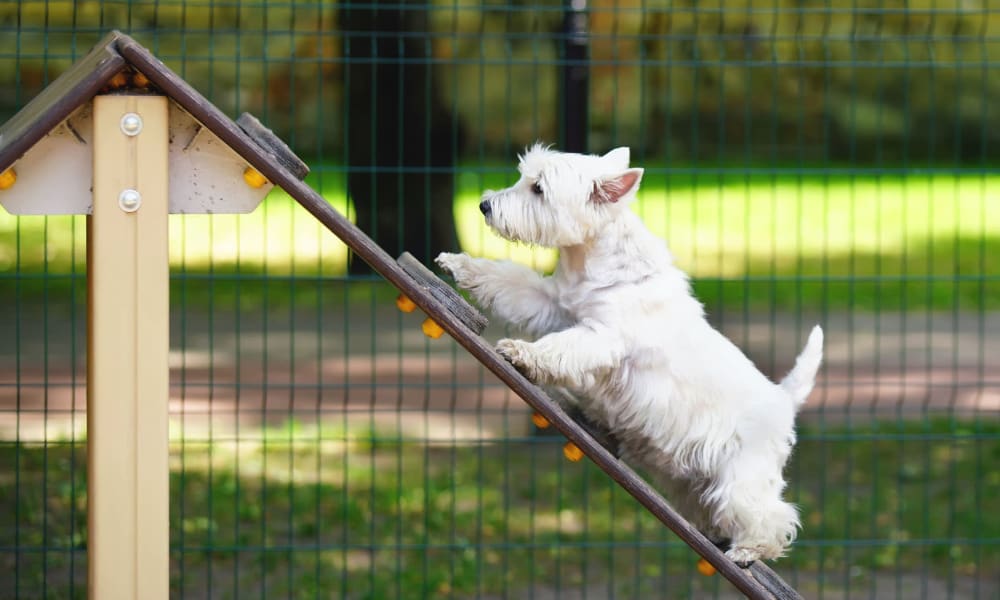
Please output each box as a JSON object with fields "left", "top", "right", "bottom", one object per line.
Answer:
{"left": 592, "top": 168, "right": 643, "bottom": 204}
{"left": 603, "top": 147, "right": 631, "bottom": 169}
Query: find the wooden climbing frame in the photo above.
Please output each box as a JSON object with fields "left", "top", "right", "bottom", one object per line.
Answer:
{"left": 0, "top": 31, "right": 802, "bottom": 600}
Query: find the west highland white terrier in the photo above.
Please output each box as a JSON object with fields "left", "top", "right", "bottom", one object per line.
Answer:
{"left": 436, "top": 144, "right": 823, "bottom": 564}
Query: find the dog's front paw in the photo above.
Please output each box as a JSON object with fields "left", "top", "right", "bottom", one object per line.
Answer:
{"left": 496, "top": 338, "right": 541, "bottom": 380}
{"left": 435, "top": 252, "right": 476, "bottom": 289}
{"left": 434, "top": 251, "right": 466, "bottom": 277}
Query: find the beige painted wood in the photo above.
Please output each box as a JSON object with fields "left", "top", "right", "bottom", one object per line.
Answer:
{"left": 87, "top": 94, "right": 169, "bottom": 600}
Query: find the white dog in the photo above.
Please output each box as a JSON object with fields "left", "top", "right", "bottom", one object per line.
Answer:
{"left": 436, "top": 144, "right": 823, "bottom": 564}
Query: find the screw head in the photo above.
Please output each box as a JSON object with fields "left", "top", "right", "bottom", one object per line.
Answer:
{"left": 120, "top": 113, "right": 143, "bottom": 136}
{"left": 119, "top": 189, "right": 142, "bottom": 212}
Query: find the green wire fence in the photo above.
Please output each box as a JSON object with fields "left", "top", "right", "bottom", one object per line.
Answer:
{"left": 1, "top": 1, "right": 998, "bottom": 598}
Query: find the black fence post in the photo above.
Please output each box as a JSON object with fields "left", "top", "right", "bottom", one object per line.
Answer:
{"left": 561, "top": 0, "right": 589, "bottom": 153}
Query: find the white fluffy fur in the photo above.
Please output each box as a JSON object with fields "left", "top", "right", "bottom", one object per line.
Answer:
{"left": 436, "top": 144, "right": 823, "bottom": 564}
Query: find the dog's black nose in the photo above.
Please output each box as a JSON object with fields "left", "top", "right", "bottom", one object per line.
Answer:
{"left": 479, "top": 200, "right": 492, "bottom": 217}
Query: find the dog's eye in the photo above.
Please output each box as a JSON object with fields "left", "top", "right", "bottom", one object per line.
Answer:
{"left": 531, "top": 182, "right": 543, "bottom": 195}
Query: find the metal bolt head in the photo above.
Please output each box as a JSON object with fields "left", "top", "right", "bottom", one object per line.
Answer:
{"left": 119, "top": 189, "right": 142, "bottom": 212}
{"left": 120, "top": 113, "right": 143, "bottom": 136}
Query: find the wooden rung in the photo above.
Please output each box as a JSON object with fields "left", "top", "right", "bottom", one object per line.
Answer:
{"left": 396, "top": 251, "right": 489, "bottom": 334}
{"left": 236, "top": 112, "right": 309, "bottom": 180}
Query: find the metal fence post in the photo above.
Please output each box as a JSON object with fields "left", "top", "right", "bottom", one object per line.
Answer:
{"left": 561, "top": 0, "right": 589, "bottom": 152}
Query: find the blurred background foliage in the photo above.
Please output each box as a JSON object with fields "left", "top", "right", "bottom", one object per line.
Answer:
{"left": 3, "top": 0, "right": 998, "bottom": 163}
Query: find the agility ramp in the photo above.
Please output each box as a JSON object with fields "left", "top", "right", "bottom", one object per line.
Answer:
{"left": 0, "top": 31, "right": 801, "bottom": 600}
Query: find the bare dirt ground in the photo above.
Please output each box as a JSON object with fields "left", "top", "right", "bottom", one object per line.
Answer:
{"left": 1, "top": 303, "right": 997, "bottom": 441}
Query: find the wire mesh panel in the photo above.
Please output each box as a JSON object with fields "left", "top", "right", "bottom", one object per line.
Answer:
{"left": 0, "top": 1, "right": 998, "bottom": 599}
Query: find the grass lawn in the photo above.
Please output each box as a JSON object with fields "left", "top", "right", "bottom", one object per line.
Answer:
{"left": 0, "top": 419, "right": 997, "bottom": 598}
{"left": 0, "top": 168, "right": 997, "bottom": 311}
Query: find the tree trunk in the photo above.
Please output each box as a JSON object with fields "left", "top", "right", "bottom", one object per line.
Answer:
{"left": 341, "top": 1, "right": 462, "bottom": 275}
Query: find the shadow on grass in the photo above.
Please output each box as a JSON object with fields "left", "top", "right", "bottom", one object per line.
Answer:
{"left": 1, "top": 419, "right": 997, "bottom": 598}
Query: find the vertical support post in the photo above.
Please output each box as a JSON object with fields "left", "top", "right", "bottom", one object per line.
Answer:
{"left": 87, "top": 94, "right": 170, "bottom": 599}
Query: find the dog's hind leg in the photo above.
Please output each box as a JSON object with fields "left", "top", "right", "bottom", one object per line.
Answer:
{"left": 706, "top": 459, "right": 799, "bottom": 565}
{"left": 650, "top": 475, "right": 720, "bottom": 539}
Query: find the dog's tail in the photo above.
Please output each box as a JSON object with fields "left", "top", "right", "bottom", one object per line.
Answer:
{"left": 780, "top": 325, "right": 824, "bottom": 410}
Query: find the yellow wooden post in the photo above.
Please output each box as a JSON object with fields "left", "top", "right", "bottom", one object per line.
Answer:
{"left": 87, "top": 94, "right": 170, "bottom": 600}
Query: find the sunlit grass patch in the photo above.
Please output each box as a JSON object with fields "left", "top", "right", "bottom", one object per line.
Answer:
{"left": 1, "top": 168, "right": 996, "bottom": 310}
{"left": 455, "top": 171, "right": 1000, "bottom": 280}
{"left": 454, "top": 170, "right": 1000, "bottom": 310}
{"left": 0, "top": 173, "right": 352, "bottom": 277}
{"left": 170, "top": 187, "right": 352, "bottom": 276}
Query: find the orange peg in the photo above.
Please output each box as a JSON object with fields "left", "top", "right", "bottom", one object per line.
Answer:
{"left": 107, "top": 71, "right": 128, "bottom": 89}
{"left": 243, "top": 166, "right": 268, "bottom": 189}
{"left": 531, "top": 412, "right": 551, "bottom": 429}
{"left": 696, "top": 558, "right": 716, "bottom": 576}
{"left": 396, "top": 294, "right": 417, "bottom": 313}
{"left": 422, "top": 318, "right": 444, "bottom": 339}
{"left": 0, "top": 168, "right": 15, "bottom": 190}
{"left": 563, "top": 441, "right": 584, "bottom": 462}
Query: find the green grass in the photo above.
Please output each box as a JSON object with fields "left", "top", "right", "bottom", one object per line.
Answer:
{"left": 1, "top": 419, "right": 997, "bottom": 598}
{"left": 1, "top": 169, "right": 997, "bottom": 311}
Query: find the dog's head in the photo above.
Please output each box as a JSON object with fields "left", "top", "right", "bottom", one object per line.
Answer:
{"left": 479, "top": 144, "right": 644, "bottom": 247}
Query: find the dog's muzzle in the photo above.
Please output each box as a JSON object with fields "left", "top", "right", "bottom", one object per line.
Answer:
{"left": 479, "top": 199, "right": 492, "bottom": 217}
